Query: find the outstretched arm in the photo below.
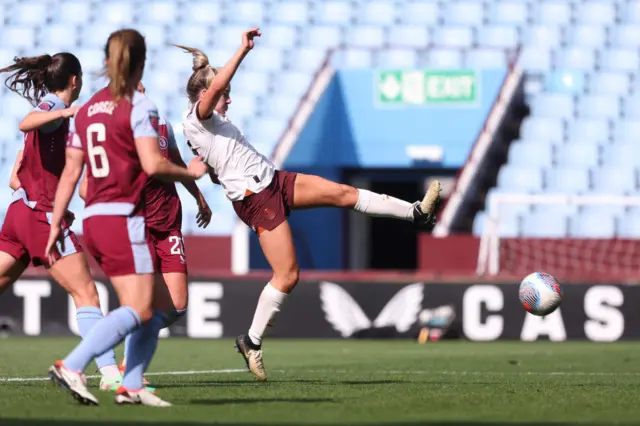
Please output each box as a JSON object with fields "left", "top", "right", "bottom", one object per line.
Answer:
{"left": 196, "top": 28, "right": 261, "bottom": 120}
{"left": 19, "top": 105, "right": 80, "bottom": 133}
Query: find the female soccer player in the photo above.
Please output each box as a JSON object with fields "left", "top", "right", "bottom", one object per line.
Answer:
{"left": 45, "top": 29, "right": 207, "bottom": 407}
{"left": 176, "top": 28, "right": 442, "bottom": 382}
{"left": 78, "top": 82, "right": 213, "bottom": 391}
{"left": 0, "top": 53, "right": 122, "bottom": 386}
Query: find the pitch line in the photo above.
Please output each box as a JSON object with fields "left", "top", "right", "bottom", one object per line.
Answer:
{"left": 0, "top": 368, "right": 246, "bottom": 383}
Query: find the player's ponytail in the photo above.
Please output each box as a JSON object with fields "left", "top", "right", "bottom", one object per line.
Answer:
{"left": 104, "top": 29, "right": 146, "bottom": 103}
{"left": 173, "top": 44, "right": 218, "bottom": 104}
{"left": 0, "top": 53, "right": 81, "bottom": 105}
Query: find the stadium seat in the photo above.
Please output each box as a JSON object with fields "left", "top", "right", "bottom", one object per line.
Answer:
{"left": 79, "top": 23, "right": 120, "bottom": 49}
{"left": 575, "top": 1, "right": 616, "bottom": 25}
{"left": 566, "top": 118, "right": 610, "bottom": 143}
{"left": 375, "top": 49, "right": 418, "bottom": 68}
{"left": 39, "top": 24, "right": 79, "bottom": 50}
{"left": 244, "top": 117, "right": 286, "bottom": 151}
{"left": 507, "top": 141, "right": 553, "bottom": 168}
{"left": 138, "top": 1, "right": 179, "bottom": 24}
{"left": 315, "top": 0, "right": 353, "bottom": 25}
{"left": 272, "top": 71, "right": 313, "bottom": 98}
{"left": 489, "top": 0, "right": 529, "bottom": 25}
{"left": 443, "top": 1, "right": 485, "bottom": 26}
{"left": 486, "top": 188, "right": 533, "bottom": 216}
{"left": 472, "top": 211, "right": 485, "bottom": 236}
{"left": 497, "top": 165, "right": 544, "bottom": 193}
{"left": 544, "top": 71, "right": 585, "bottom": 95}
{"left": 555, "top": 47, "right": 596, "bottom": 71}
{"left": 598, "top": 49, "right": 640, "bottom": 73}
{"left": 303, "top": 25, "right": 343, "bottom": 49}
{"left": 95, "top": 2, "right": 134, "bottom": 25}
{"left": 622, "top": 96, "right": 640, "bottom": 119}
{"left": 260, "top": 25, "right": 298, "bottom": 49}
{"left": 592, "top": 166, "right": 637, "bottom": 195}
{"left": 423, "top": 49, "right": 463, "bottom": 69}
{"left": 520, "top": 117, "right": 564, "bottom": 142}
{"left": 477, "top": 25, "right": 520, "bottom": 49}
{"left": 602, "top": 143, "right": 640, "bottom": 168}
{"left": 11, "top": 1, "right": 49, "bottom": 25}
{"left": 578, "top": 95, "right": 621, "bottom": 120}
{"left": 357, "top": 0, "right": 397, "bottom": 26}
{"left": 545, "top": 167, "right": 591, "bottom": 194}
{"left": 56, "top": 0, "right": 92, "bottom": 24}
{"left": 347, "top": 26, "right": 386, "bottom": 49}
{"left": 555, "top": 141, "right": 600, "bottom": 168}
{"left": 399, "top": 1, "right": 440, "bottom": 25}
{"left": 518, "top": 47, "right": 552, "bottom": 72}
{"left": 171, "top": 25, "right": 210, "bottom": 49}
{"left": 523, "top": 25, "right": 563, "bottom": 48}
{"left": 243, "top": 47, "right": 285, "bottom": 71}
{"left": 387, "top": 26, "right": 430, "bottom": 49}
{"left": 1, "top": 27, "right": 35, "bottom": 49}
{"left": 530, "top": 93, "right": 574, "bottom": 119}
{"left": 533, "top": 1, "right": 573, "bottom": 25}
{"left": 618, "top": 212, "right": 640, "bottom": 237}
{"left": 463, "top": 49, "right": 507, "bottom": 69}
{"left": 433, "top": 26, "right": 475, "bottom": 49}
{"left": 588, "top": 72, "right": 630, "bottom": 96}
{"left": 136, "top": 24, "right": 167, "bottom": 50}
{"left": 580, "top": 203, "right": 626, "bottom": 218}
{"left": 1, "top": 96, "right": 32, "bottom": 120}
{"left": 286, "top": 48, "right": 327, "bottom": 72}
{"left": 530, "top": 202, "right": 578, "bottom": 218}
{"left": 74, "top": 49, "right": 104, "bottom": 74}
{"left": 232, "top": 70, "right": 271, "bottom": 96}
{"left": 621, "top": 1, "right": 640, "bottom": 24}
{"left": 181, "top": 1, "right": 222, "bottom": 25}
{"left": 332, "top": 48, "right": 373, "bottom": 69}
{"left": 569, "top": 211, "right": 616, "bottom": 238}
{"left": 261, "top": 94, "right": 299, "bottom": 121}
{"left": 609, "top": 25, "right": 640, "bottom": 48}
{"left": 215, "top": 25, "right": 255, "bottom": 48}
{"left": 521, "top": 211, "right": 568, "bottom": 238}
{"left": 270, "top": 1, "right": 309, "bottom": 25}
{"left": 226, "top": 0, "right": 265, "bottom": 25}
{"left": 613, "top": 120, "right": 640, "bottom": 145}
{"left": 566, "top": 25, "right": 607, "bottom": 48}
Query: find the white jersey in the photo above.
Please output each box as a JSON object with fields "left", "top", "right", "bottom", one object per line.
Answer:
{"left": 182, "top": 103, "right": 275, "bottom": 201}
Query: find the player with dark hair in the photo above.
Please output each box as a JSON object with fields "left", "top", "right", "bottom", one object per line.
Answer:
{"left": 0, "top": 52, "right": 123, "bottom": 386}
{"left": 45, "top": 29, "right": 207, "bottom": 407}
{"left": 176, "top": 29, "right": 442, "bottom": 382}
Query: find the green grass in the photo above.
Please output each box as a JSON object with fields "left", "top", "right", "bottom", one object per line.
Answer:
{"left": 0, "top": 338, "right": 639, "bottom": 425}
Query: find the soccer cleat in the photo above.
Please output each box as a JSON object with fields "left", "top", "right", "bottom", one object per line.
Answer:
{"left": 115, "top": 387, "right": 172, "bottom": 407}
{"left": 99, "top": 375, "right": 122, "bottom": 392}
{"left": 412, "top": 179, "right": 442, "bottom": 232}
{"left": 48, "top": 361, "right": 99, "bottom": 406}
{"left": 235, "top": 334, "right": 267, "bottom": 381}
{"left": 118, "top": 360, "right": 157, "bottom": 394}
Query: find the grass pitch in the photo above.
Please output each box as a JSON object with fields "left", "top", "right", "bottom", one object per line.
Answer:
{"left": 0, "top": 338, "right": 639, "bottom": 425}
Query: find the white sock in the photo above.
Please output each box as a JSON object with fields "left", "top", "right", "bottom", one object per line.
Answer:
{"left": 354, "top": 189, "right": 414, "bottom": 221}
{"left": 248, "top": 283, "right": 288, "bottom": 346}
{"left": 99, "top": 364, "right": 122, "bottom": 380}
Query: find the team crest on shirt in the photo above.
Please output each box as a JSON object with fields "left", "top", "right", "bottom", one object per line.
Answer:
{"left": 38, "top": 100, "right": 55, "bottom": 111}
{"left": 159, "top": 136, "right": 168, "bottom": 149}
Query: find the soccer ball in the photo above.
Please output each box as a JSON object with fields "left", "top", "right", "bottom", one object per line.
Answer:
{"left": 518, "top": 272, "right": 562, "bottom": 316}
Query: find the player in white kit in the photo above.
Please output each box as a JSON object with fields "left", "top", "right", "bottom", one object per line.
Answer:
{"left": 176, "top": 28, "right": 442, "bottom": 381}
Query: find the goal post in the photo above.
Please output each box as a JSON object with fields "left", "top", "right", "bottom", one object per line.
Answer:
{"left": 476, "top": 193, "right": 640, "bottom": 279}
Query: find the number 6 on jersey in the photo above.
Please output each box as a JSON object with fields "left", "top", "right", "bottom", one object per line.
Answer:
{"left": 87, "top": 123, "right": 110, "bottom": 178}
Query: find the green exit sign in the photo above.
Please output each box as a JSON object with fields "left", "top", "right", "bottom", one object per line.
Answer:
{"left": 377, "top": 70, "right": 479, "bottom": 106}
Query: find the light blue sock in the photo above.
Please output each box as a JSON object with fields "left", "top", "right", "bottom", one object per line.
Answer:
{"left": 64, "top": 306, "right": 141, "bottom": 373}
{"left": 76, "top": 306, "right": 118, "bottom": 369}
{"left": 122, "top": 308, "right": 186, "bottom": 366}
{"left": 122, "top": 311, "right": 168, "bottom": 390}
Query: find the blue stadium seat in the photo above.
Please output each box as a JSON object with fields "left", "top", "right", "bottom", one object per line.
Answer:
{"left": 286, "top": 48, "right": 327, "bottom": 72}
{"left": 545, "top": 167, "right": 591, "bottom": 194}
{"left": 433, "top": 26, "right": 475, "bottom": 48}
{"left": 523, "top": 25, "right": 563, "bottom": 48}
{"left": 599, "top": 48, "right": 640, "bottom": 73}
{"left": 303, "top": 25, "right": 343, "bottom": 48}
{"left": 172, "top": 25, "right": 211, "bottom": 48}
{"left": 521, "top": 211, "right": 568, "bottom": 238}
{"left": 588, "top": 72, "right": 630, "bottom": 96}
{"left": 226, "top": 0, "right": 265, "bottom": 25}
{"left": 489, "top": 0, "right": 529, "bottom": 25}
{"left": 602, "top": 143, "right": 640, "bottom": 168}
{"left": 569, "top": 211, "right": 616, "bottom": 238}
{"left": 520, "top": 117, "right": 564, "bottom": 142}
{"left": 555, "top": 47, "right": 596, "bottom": 71}
{"left": 486, "top": 188, "right": 533, "bottom": 216}
{"left": 315, "top": 0, "right": 353, "bottom": 25}
{"left": 530, "top": 93, "right": 574, "bottom": 119}
{"left": 592, "top": 166, "right": 637, "bottom": 195}
{"left": 181, "top": 1, "right": 222, "bottom": 25}
{"left": 609, "top": 25, "right": 640, "bottom": 48}
{"left": 518, "top": 47, "right": 552, "bottom": 72}
{"left": 423, "top": 49, "right": 463, "bottom": 69}
{"left": 443, "top": 1, "right": 485, "bottom": 26}
{"left": 136, "top": 24, "right": 167, "bottom": 50}
{"left": 507, "top": 140, "right": 553, "bottom": 168}
{"left": 11, "top": 1, "right": 49, "bottom": 25}
{"left": 74, "top": 49, "right": 104, "bottom": 74}
{"left": 261, "top": 94, "right": 299, "bottom": 121}
{"left": 477, "top": 25, "right": 519, "bottom": 49}
{"left": 272, "top": 71, "right": 313, "bottom": 98}
{"left": 463, "top": 49, "right": 507, "bottom": 69}
{"left": 138, "top": 1, "right": 178, "bottom": 24}
{"left": 613, "top": 120, "right": 640, "bottom": 144}
{"left": 332, "top": 48, "right": 373, "bottom": 69}
{"left": 566, "top": 118, "right": 610, "bottom": 143}
{"left": 233, "top": 70, "right": 271, "bottom": 96}
{"left": 497, "top": 165, "right": 544, "bottom": 193}
{"left": 578, "top": 95, "right": 621, "bottom": 120}
{"left": 245, "top": 117, "right": 286, "bottom": 150}
{"left": 533, "top": 1, "right": 573, "bottom": 25}
{"left": 399, "top": 1, "right": 440, "bottom": 25}
{"left": 57, "top": 0, "right": 92, "bottom": 24}
{"left": 544, "top": 71, "right": 586, "bottom": 95}
{"left": 623, "top": 96, "right": 640, "bottom": 119}
{"left": 387, "top": 26, "right": 429, "bottom": 49}
{"left": 79, "top": 23, "right": 119, "bottom": 49}
{"left": 270, "top": 1, "right": 309, "bottom": 25}
{"left": 215, "top": 25, "right": 255, "bottom": 48}
{"left": 1, "top": 96, "right": 32, "bottom": 120}
{"left": 375, "top": 49, "right": 418, "bottom": 68}
{"left": 347, "top": 26, "right": 386, "bottom": 48}
{"left": 145, "top": 72, "right": 180, "bottom": 98}
{"left": 472, "top": 211, "right": 485, "bottom": 236}
{"left": 580, "top": 204, "right": 626, "bottom": 218}
{"left": 260, "top": 25, "right": 298, "bottom": 49}
{"left": 243, "top": 47, "right": 285, "bottom": 71}
{"left": 228, "top": 92, "right": 258, "bottom": 119}
{"left": 619, "top": 212, "right": 640, "bottom": 237}
{"left": 39, "top": 24, "right": 79, "bottom": 50}
{"left": 357, "top": 0, "right": 397, "bottom": 26}
{"left": 621, "top": 1, "right": 640, "bottom": 24}
{"left": 566, "top": 25, "right": 607, "bottom": 48}
{"left": 555, "top": 141, "right": 600, "bottom": 168}
{"left": 153, "top": 48, "right": 194, "bottom": 73}
{"left": 575, "top": 1, "right": 616, "bottom": 25}
{"left": 530, "top": 202, "right": 578, "bottom": 218}
{"left": 1, "top": 27, "right": 35, "bottom": 49}
{"left": 95, "top": 1, "right": 134, "bottom": 25}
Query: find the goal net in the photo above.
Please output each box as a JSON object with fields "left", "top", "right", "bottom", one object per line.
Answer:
{"left": 476, "top": 193, "right": 640, "bottom": 280}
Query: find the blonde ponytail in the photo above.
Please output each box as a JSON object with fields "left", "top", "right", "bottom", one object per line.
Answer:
{"left": 173, "top": 44, "right": 218, "bottom": 104}
{"left": 104, "top": 29, "right": 147, "bottom": 103}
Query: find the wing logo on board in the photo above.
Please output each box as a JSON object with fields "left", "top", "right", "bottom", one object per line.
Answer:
{"left": 319, "top": 282, "right": 424, "bottom": 337}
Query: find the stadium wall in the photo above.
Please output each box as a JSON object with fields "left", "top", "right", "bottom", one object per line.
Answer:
{"left": 0, "top": 278, "right": 628, "bottom": 342}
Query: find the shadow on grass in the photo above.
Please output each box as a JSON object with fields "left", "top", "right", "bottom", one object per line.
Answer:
{"left": 157, "top": 379, "right": 409, "bottom": 389}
